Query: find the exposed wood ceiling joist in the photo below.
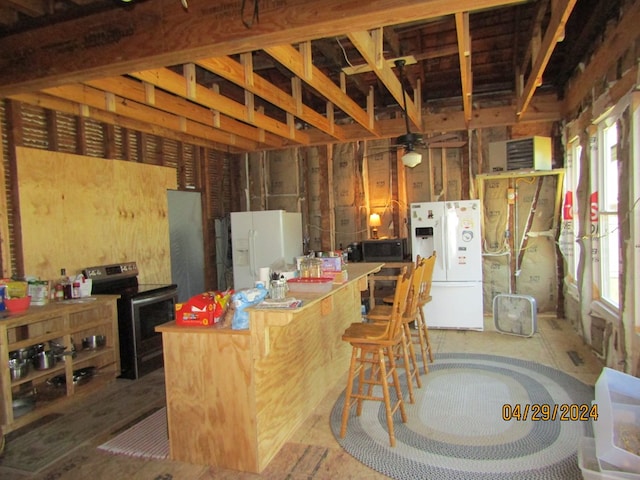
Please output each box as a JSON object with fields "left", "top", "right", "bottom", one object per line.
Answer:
{"left": 348, "top": 29, "right": 422, "bottom": 130}
{"left": 0, "top": 0, "right": 626, "bottom": 153}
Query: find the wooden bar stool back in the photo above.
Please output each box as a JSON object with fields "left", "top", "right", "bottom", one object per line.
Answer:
{"left": 340, "top": 266, "right": 411, "bottom": 447}
{"left": 414, "top": 251, "right": 436, "bottom": 373}
{"left": 365, "top": 258, "right": 427, "bottom": 400}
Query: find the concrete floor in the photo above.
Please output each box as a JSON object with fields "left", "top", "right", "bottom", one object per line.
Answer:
{"left": 1, "top": 314, "right": 604, "bottom": 480}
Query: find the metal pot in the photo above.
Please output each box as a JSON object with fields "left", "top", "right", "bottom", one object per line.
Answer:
{"left": 82, "top": 335, "right": 106, "bottom": 350}
{"left": 9, "top": 358, "right": 30, "bottom": 380}
{"left": 32, "top": 350, "right": 56, "bottom": 370}
{"left": 49, "top": 340, "right": 75, "bottom": 360}
{"left": 9, "top": 345, "right": 36, "bottom": 362}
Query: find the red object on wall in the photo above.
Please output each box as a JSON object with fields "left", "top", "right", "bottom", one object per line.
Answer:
{"left": 563, "top": 191, "right": 573, "bottom": 220}
{"left": 590, "top": 191, "right": 599, "bottom": 223}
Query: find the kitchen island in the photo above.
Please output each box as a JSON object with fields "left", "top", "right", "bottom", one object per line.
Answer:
{"left": 156, "top": 262, "right": 382, "bottom": 473}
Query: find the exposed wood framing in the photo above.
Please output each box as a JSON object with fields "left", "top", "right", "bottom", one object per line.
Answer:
{"left": 455, "top": 12, "right": 473, "bottom": 125}
{"left": 197, "top": 56, "right": 346, "bottom": 141}
{"left": 517, "top": 0, "right": 577, "bottom": 118}
{"left": 348, "top": 29, "right": 422, "bottom": 130}
{"left": 264, "top": 44, "right": 382, "bottom": 136}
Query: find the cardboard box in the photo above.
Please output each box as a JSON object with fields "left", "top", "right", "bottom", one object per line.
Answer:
{"left": 320, "top": 257, "right": 342, "bottom": 272}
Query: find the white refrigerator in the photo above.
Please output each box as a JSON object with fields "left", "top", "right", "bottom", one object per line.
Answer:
{"left": 231, "top": 210, "right": 303, "bottom": 290}
{"left": 410, "top": 200, "right": 484, "bottom": 330}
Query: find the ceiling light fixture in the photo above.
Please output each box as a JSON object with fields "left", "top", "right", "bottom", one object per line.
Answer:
{"left": 402, "top": 150, "right": 422, "bottom": 168}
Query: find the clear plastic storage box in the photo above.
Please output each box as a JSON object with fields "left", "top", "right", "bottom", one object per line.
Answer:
{"left": 594, "top": 368, "right": 640, "bottom": 474}
{"left": 579, "top": 437, "right": 640, "bottom": 480}
{"left": 286, "top": 277, "right": 334, "bottom": 294}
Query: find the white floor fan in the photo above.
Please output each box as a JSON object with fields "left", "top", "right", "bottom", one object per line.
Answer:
{"left": 492, "top": 293, "right": 538, "bottom": 337}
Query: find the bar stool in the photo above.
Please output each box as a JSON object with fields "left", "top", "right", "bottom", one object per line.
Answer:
{"left": 366, "top": 258, "right": 426, "bottom": 401}
{"left": 413, "top": 252, "right": 436, "bottom": 373}
{"left": 368, "top": 252, "right": 436, "bottom": 375}
{"left": 340, "top": 266, "right": 411, "bottom": 447}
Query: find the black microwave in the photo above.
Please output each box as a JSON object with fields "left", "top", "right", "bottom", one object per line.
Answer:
{"left": 361, "top": 238, "right": 409, "bottom": 262}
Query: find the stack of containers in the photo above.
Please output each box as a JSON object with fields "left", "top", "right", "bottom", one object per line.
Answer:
{"left": 579, "top": 367, "right": 640, "bottom": 479}
{"left": 319, "top": 256, "right": 348, "bottom": 284}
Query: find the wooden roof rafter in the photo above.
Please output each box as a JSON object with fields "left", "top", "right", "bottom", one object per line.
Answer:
{"left": 264, "top": 43, "right": 382, "bottom": 136}
{"left": 516, "top": 0, "right": 577, "bottom": 118}
{"left": 83, "top": 75, "right": 287, "bottom": 149}
{"left": 455, "top": 11, "right": 473, "bottom": 125}
{"left": 196, "top": 55, "right": 347, "bottom": 141}
{"left": 128, "top": 67, "right": 311, "bottom": 146}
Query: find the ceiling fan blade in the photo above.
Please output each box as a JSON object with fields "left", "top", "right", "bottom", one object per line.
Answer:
{"left": 425, "top": 140, "right": 467, "bottom": 148}
{"left": 364, "top": 149, "right": 396, "bottom": 157}
{"left": 425, "top": 133, "right": 459, "bottom": 143}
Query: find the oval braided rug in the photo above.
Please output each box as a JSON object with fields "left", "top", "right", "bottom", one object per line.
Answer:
{"left": 330, "top": 353, "right": 595, "bottom": 480}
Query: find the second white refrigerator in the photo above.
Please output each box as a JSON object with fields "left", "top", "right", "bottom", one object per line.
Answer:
{"left": 410, "top": 200, "right": 484, "bottom": 330}
{"left": 231, "top": 210, "right": 303, "bottom": 290}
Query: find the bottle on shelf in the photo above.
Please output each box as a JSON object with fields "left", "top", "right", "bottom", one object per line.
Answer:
{"left": 54, "top": 268, "right": 71, "bottom": 301}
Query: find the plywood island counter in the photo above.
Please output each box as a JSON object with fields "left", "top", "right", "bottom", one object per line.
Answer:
{"left": 155, "top": 262, "right": 383, "bottom": 473}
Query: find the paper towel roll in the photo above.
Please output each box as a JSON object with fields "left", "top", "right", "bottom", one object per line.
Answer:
{"left": 259, "top": 267, "right": 271, "bottom": 283}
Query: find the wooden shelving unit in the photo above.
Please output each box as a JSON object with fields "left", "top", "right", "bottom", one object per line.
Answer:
{"left": 0, "top": 296, "right": 120, "bottom": 434}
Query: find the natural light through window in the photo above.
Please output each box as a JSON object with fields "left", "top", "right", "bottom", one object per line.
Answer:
{"left": 599, "top": 122, "right": 619, "bottom": 307}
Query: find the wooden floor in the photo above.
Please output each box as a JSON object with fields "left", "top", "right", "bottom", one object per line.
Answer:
{"left": 0, "top": 314, "right": 604, "bottom": 480}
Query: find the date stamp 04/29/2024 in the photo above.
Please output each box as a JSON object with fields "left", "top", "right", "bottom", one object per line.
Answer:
{"left": 502, "top": 403, "right": 599, "bottom": 422}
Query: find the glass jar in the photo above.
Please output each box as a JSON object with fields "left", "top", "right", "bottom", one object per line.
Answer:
{"left": 269, "top": 279, "right": 288, "bottom": 300}
{"left": 300, "top": 258, "right": 322, "bottom": 278}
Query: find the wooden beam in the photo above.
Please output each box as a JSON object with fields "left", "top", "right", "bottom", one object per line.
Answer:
{"left": 265, "top": 44, "right": 382, "bottom": 136}
{"left": 516, "top": 0, "right": 577, "bottom": 118}
{"left": 455, "top": 12, "right": 473, "bottom": 126}
{"left": 348, "top": 30, "right": 422, "bottom": 130}
{"left": 0, "top": 0, "right": 525, "bottom": 96}
{"left": 301, "top": 94, "right": 562, "bottom": 146}
{"left": 84, "top": 76, "right": 283, "bottom": 148}
{"left": 129, "top": 67, "right": 310, "bottom": 145}
{"left": 197, "top": 56, "right": 346, "bottom": 141}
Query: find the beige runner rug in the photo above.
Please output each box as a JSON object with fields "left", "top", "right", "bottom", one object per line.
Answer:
{"left": 98, "top": 407, "right": 169, "bottom": 459}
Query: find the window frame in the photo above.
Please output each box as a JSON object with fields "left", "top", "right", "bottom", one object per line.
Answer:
{"left": 594, "top": 118, "right": 620, "bottom": 309}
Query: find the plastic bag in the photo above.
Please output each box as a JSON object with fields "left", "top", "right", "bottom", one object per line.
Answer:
{"left": 231, "top": 285, "right": 268, "bottom": 330}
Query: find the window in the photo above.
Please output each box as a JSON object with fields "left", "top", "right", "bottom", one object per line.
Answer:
{"left": 596, "top": 121, "right": 620, "bottom": 307}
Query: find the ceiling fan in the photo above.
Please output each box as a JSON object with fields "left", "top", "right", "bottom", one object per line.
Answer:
{"left": 369, "top": 59, "right": 466, "bottom": 167}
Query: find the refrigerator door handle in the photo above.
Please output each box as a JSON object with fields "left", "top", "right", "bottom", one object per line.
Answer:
{"left": 441, "top": 215, "right": 449, "bottom": 272}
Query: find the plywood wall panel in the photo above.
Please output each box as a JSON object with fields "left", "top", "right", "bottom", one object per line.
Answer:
{"left": 17, "top": 147, "right": 176, "bottom": 283}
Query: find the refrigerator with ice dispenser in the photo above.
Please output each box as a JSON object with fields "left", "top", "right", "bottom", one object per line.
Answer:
{"left": 231, "top": 210, "right": 303, "bottom": 290}
{"left": 410, "top": 200, "right": 484, "bottom": 330}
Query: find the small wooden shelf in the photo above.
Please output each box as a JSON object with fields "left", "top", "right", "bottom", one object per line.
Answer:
{"left": 0, "top": 296, "right": 120, "bottom": 435}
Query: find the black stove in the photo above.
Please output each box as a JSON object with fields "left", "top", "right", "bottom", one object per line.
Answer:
{"left": 83, "top": 262, "right": 178, "bottom": 379}
{"left": 84, "top": 262, "right": 175, "bottom": 296}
